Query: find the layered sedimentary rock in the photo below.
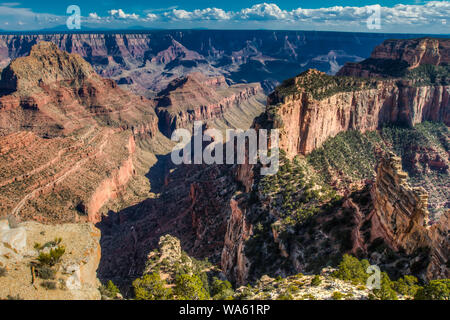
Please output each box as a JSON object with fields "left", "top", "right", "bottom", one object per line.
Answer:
{"left": 221, "top": 196, "right": 252, "bottom": 286}
{"left": 219, "top": 39, "right": 449, "bottom": 282}
{"left": 97, "top": 37, "right": 449, "bottom": 287}
{"left": 0, "top": 31, "right": 416, "bottom": 94}
{"left": 268, "top": 71, "right": 448, "bottom": 158}
{"left": 0, "top": 42, "right": 160, "bottom": 223}
{"left": 266, "top": 38, "right": 450, "bottom": 159}
{"left": 370, "top": 152, "right": 449, "bottom": 279}
{"left": 0, "top": 42, "right": 158, "bottom": 138}
{"left": 155, "top": 72, "right": 265, "bottom": 136}
{"left": 338, "top": 38, "right": 450, "bottom": 78}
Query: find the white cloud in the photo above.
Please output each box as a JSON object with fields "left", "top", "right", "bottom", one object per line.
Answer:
{"left": 164, "top": 8, "right": 231, "bottom": 21}
{"left": 145, "top": 13, "right": 158, "bottom": 21}
{"left": 108, "top": 9, "right": 140, "bottom": 20}
{"left": 88, "top": 13, "right": 100, "bottom": 20}
{"left": 156, "top": 1, "right": 450, "bottom": 30}
{"left": 238, "top": 3, "right": 288, "bottom": 20}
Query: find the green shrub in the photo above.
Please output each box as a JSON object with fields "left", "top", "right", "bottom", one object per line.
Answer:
{"left": 371, "top": 272, "right": 398, "bottom": 300}
{"left": 100, "top": 280, "right": 121, "bottom": 299}
{"left": 332, "top": 291, "right": 344, "bottom": 300}
{"left": 37, "top": 246, "right": 65, "bottom": 266}
{"left": 302, "top": 293, "right": 316, "bottom": 300}
{"left": 393, "top": 275, "right": 420, "bottom": 297}
{"left": 211, "top": 277, "right": 234, "bottom": 300}
{"left": 133, "top": 273, "right": 172, "bottom": 300}
{"left": 174, "top": 274, "right": 210, "bottom": 300}
{"left": 0, "top": 267, "right": 7, "bottom": 277}
{"left": 332, "top": 254, "right": 370, "bottom": 285}
{"left": 34, "top": 238, "right": 63, "bottom": 251}
{"left": 277, "top": 293, "right": 293, "bottom": 300}
{"left": 287, "top": 285, "right": 300, "bottom": 294}
{"left": 414, "top": 279, "right": 450, "bottom": 300}
{"left": 310, "top": 275, "right": 322, "bottom": 286}
{"left": 357, "top": 285, "right": 366, "bottom": 290}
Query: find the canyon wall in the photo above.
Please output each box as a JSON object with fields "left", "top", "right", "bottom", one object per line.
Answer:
{"left": 266, "top": 38, "right": 450, "bottom": 159}
{"left": 338, "top": 38, "right": 450, "bottom": 78}
{"left": 0, "top": 42, "right": 160, "bottom": 223}
{"left": 155, "top": 73, "right": 265, "bottom": 136}
{"left": 0, "top": 31, "right": 419, "bottom": 94}
{"left": 370, "top": 152, "right": 449, "bottom": 279}
{"left": 221, "top": 196, "right": 253, "bottom": 286}
{"left": 269, "top": 74, "right": 448, "bottom": 158}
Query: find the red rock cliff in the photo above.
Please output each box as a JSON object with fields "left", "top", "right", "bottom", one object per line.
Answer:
{"left": 266, "top": 38, "right": 449, "bottom": 159}
{"left": 155, "top": 72, "right": 265, "bottom": 136}
{"left": 0, "top": 42, "right": 159, "bottom": 223}
{"left": 370, "top": 152, "right": 449, "bottom": 279}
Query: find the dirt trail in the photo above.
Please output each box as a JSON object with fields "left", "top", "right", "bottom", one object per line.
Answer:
{"left": 10, "top": 129, "right": 112, "bottom": 216}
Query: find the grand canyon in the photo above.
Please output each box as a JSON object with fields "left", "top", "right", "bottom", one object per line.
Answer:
{"left": 0, "top": 30, "right": 448, "bottom": 301}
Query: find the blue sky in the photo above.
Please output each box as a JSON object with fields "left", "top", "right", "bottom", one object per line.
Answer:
{"left": 0, "top": 1, "right": 449, "bottom": 33}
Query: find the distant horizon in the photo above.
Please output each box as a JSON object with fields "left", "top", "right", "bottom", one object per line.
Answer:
{"left": 0, "top": 28, "right": 448, "bottom": 36}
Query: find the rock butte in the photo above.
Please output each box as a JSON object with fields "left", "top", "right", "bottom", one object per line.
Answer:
{"left": 266, "top": 38, "right": 449, "bottom": 158}
{"left": 0, "top": 42, "right": 159, "bottom": 223}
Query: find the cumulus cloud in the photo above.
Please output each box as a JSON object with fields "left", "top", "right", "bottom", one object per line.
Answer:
{"left": 108, "top": 9, "right": 140, "bottom": 20}
{"left": 145, "top": 13, "right": 158, "bottom": 21}
{"left": 160, "top": 1, "right": 450, "bottom": 27}
{"left": 153, "top": 1, "right": 450, "bottom": 23}
{"left": 238, "top": 3, "right": 288, "bottom": 20}
{"left": 88, "top": 13, "right": 100, "bottom": 20}
{"left": 163, "top": 8, "right": 231, "bottom": 21}
{"left": 80, "top": 2, "right": 449, "bottom": 33}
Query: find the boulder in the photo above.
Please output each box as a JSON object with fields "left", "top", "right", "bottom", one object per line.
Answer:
{"left": 0, "top": 219, "right": 9, "bottom": 231}
{"left": 1, "top": 226, "right": 27, "bottom": 253}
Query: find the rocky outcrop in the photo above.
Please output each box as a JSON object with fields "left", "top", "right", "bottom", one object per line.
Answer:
{"left": 221, "top": 196, "right": 252, "bottom": 286}
{"left": 0, "top": 218, "right": 26, "bottom": 267}
{"left": 155, "top": 72, "right": 265, "bottom": 136}
{"left": 0, "top": 220, "right": 101, "bottom": 300}
{"left": 233, "top": 270, "right": 374, "bottom": 300}
{"left": 266, "top": 63, "right": 448, "bottom": 159}
{"left": 338, "top": 38, "right": 450, "bottom": 78}
{"left": 369, "top": 152, "right": 449, "bottom": 279}
{"left": 0, "top": 42, "right": 161, "bottom": 223}
{"left": 143, "top": 235, "right": 196, "bottom": 282}
{"left": 370, "top": 152, "right": 430, "bottom": 251}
